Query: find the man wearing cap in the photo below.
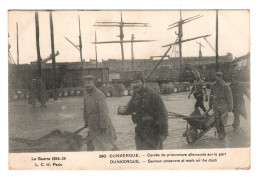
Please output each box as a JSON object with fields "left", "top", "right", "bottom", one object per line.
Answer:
{"left": 230, "top": 75, "right": 250, "bottom": 129}
{"left": 118, "top": 72, "right": 168, "bottom": 150}
{"left": 83, "top": 75, "right": 117, "bottom": 151}
{"left": 209, "top": 72, "right": 233, "bottom": 139}
{"left": 188, "top": 71, "right": 208, "bottom": 114}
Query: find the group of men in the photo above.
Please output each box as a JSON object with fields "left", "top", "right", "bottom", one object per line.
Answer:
{"left": 188, "top": 71, "right": 250, "bottom": 139}
{"left": 82, "top": 70, "right": 249, "bottom": 151}
{"left": 82, "top": 73, "right": 168, "bottom": 151}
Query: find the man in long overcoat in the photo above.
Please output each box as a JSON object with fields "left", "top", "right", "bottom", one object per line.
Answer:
{"left": 230, "top": 75, "right": 250, "bottom": 129}
{"left": 118, "top": 73, "right": 168, "bottom": 150}
{"left": 209, "top": 72, "right": 233, "bottom": 139}
{"left": 83, "top": 75, "right": 117, "bottom": 151}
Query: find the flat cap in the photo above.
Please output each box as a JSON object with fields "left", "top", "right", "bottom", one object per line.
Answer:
{"left": 82, "top": 75, "right": 95, "bottom": 81}
{"left": 215, "top": 72, "right": 223, "bottom": 77}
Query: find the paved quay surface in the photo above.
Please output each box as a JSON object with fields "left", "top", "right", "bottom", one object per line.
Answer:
{"left": 9, "top": 92, "right": 250, "bottom": 152}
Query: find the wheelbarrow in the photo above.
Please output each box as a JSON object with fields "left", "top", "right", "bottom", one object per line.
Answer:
{"left": 182, "top": 109, "right": 215, "bottom": 145}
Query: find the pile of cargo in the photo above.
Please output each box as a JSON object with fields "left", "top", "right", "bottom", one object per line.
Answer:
{"left": 160, "top": 83, "right": 174, "bottom": 94}
{"left": 109, "top": 83, "right": 125, "bottom": 97}
{"left": 9, "top": 89, "right": 29, "bottom": 101}
{"left": 160, "top": 82, "right": 191, "bottom": 94}
{"left": 9, "top": 82, "right": 194, "bottom": 101}
{"left": 56, "top": 87, "right": 83, "bottom": 97}
{"left": 99, "top": 83, "right": 125, "bottom": 97}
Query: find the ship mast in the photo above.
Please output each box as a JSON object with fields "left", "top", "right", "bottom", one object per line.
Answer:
{"left": 164, "top": 11, "right": 211, "bottom": 81}
{"left": 93, "top": 12, "right": 154, "bottom": 71}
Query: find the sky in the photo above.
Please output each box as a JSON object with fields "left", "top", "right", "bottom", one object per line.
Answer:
{"left": 8, "top": 10, "right": 250, "bottom": 64}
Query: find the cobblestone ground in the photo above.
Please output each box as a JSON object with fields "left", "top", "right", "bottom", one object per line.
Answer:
{"left": 9, "top": 92, "right": 250, "bottom": 152}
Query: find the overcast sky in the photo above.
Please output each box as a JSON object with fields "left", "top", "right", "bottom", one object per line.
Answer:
{"left": 8, "top": 10, "right": 249, "bottom": 64}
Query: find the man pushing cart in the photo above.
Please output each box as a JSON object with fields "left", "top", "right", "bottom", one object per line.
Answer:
{"left": 180, "top": 72, "right": 233, "bottom": 144}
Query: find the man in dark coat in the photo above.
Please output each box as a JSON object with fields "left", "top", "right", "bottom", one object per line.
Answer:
{"left": 28, "top": 78, "right": 37, "bottom": 108}
{"left": 188, "top": 71, "right": 208, "bottom": 113}
{"left": 230, "top": 75, "right": 250, "bottom": 129}
{"left": 209, "top": 72, "right": 233, "bottom": 139}
{"left": 118, "top": 73, "right": 168, "bottom": 150}
{"left": 83, "top": 75, "right": 117, "bottom": 151}
{"left": 37, "top": 78, "right": 47, "bottom": 107}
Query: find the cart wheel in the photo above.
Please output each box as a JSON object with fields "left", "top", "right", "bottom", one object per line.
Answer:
{"left": 186, "top": 126, "right": 198, "bottom": 145}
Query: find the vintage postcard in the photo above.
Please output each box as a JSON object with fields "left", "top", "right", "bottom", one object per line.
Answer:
{"left": 8, "top": 10, "right": 250, "bottom": 170}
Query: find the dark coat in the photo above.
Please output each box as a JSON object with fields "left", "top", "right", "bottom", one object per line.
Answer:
{"left": 230, "top": 81, "right": 250, "bottom": 117}
{"left": 209, "top": 79, "right": 233, "bottom": 114}
{"left": 37, "top": 79, "right": 47, "bottom": 103}
{"left": 83, "top": 88, "right": 117, "bottom": 151}
{"left": 118, "top": 86, "right": 168, "bottom": 148}
{"left": 28, "top": 81, "right": 37, "bottom": 105}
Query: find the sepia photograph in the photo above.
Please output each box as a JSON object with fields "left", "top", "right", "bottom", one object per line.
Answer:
{"left": 8, "top": 9, "right": 250, "bottom": 169}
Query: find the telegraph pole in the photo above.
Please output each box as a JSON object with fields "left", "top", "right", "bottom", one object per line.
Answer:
{"left": 216, "top": 10, "right": 219, "bottom": 72}
{"left": 49, "top": 11, "right": 57, "bottom": 100}
{"left": 35, "top": 11, "right": 42, "bottom": 78}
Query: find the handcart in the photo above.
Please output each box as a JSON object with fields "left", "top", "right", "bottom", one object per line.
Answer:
{"left": 168, "top": 110, "right": 215, "bottom": 145}
{"left": 182, "top": 110, "right": 215, "bottom": 145}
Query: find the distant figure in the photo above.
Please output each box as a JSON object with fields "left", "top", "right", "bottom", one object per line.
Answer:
{"left": 209, "top": 72, "right": 233, "bottom": 139}
{"left": 118, "top": 72, "right": 168, "bottom": 150}
{"left": 83, "top": 75, "right": 117, "bottom": 151}
{"left": 230, "top": 75, "right": 250, "bottom": 129}
{"left": 188, "top": 71, "right": 208, "bottom": 114}
{"left": 37, "top": 78, "right": 47, "bottom": 107}
{"left": 28, "top": 78, "right": 37, "bottom": 108}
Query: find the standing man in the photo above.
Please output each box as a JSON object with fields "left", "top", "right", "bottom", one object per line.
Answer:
{"left": 209, "top": 72, "right": 233, "bottom": 139}
{"left": 230, "top": 75, "right": 250, "bottom": 129}
{"left": 29, "top": 78, "right": 37, "bottom": 108}
{"left": 83, "top": 75, "right": 117, "bottom": 151}
{"left": 188, "top": 71, "right": 208, "bottom": 114}
{"left": 118, "top": 73, "right": 168, "bottom": 150}
{"left": 37, "top": 77, "right": 47, "bottom": 107}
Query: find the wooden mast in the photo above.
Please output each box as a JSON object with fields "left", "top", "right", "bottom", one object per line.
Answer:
{"left": 119, "top": 13, "right": 125, "bottom": 70}
{"left": 93, "top": 12, "right": 153, "bottom": 72}
{"left": 95, "top": 31, "right": 98, "bottom": 68}
{"left": 196, "top": 41, "right": 204, "bottom": 65}
{"left": 216, "top": 10, "right": 219, "bottom": 72}
{"left": 167, "top": 11, "right": 204, "bottom": 81}
{"left": 178, "top": 11, "right": 183, "bottom": 80}
{"left": 35, "top": 11, "right": 42, "bottom": 78}
{"left": 78, "top": 15, "right": 83, "bottom": 67}
{"left": 16, "top": 22, "right": 19, "bottom": 66}
{"left": 49, "top": 11, "right": 57, "bottom": 100}
{"left": 131, "top": 34, "right": 135, "bottom": 71}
